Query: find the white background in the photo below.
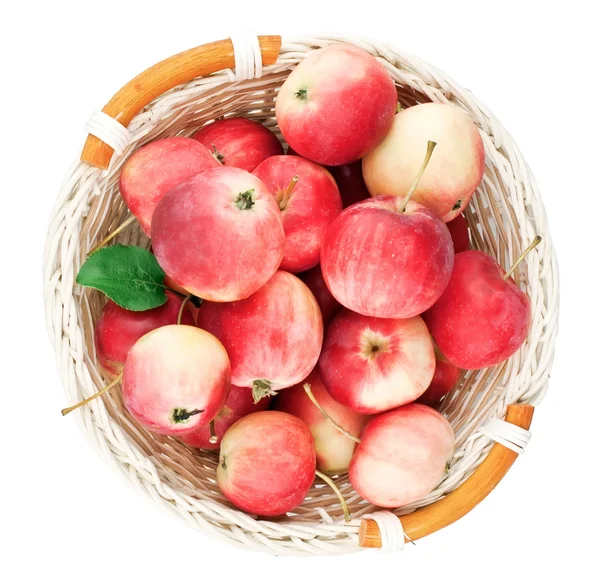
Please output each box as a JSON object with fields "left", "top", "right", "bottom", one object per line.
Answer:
{"left": 1, "top": 1, "right": 598, "bottom": 579}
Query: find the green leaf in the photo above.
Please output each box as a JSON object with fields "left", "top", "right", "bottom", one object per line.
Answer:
{"left": 76, "top": 245, "right": 167, "bottom": 311}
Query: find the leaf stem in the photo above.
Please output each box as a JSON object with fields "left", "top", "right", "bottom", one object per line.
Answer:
{"left": 61, "top": 373, "right": 123, "bottom": 416}
{"left": 396, "top": 140, "right": 437, "bottom": 213}
{"left": 315, "top": 470, "right": 351, "bottom": 522}
{"left": 503, "top": 236, "right": 542, "bottom": 281}
{"left": 88, "top": 216, "right": 136, "bottom": 255}
{"left": 177, "top": 295, "right": 192, "bottom": 325}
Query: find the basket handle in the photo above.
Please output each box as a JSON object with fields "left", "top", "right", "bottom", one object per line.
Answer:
{"left": 80, "top": 35, "right": 282, "bottom": 170}
{"left": 359, "top": 403, "right": 535, "bottom": 548}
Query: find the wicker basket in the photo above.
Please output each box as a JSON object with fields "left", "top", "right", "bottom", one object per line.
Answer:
{"left": 43, "top": 33, "right": 559, "bottom": 556}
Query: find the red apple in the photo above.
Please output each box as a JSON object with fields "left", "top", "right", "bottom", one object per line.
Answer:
{"left": 423, "top": 249, "right": 532, "bottom": 369}
{"left": 253, "top": 155, "right": 342, "bottom": 273}
{"left": 151, "top": 166, "right": 285, "bottom": 302}
{"left": 119, "top": 137, "right": 219, "bottom": 236}
{"left": 320, "top": 196, "right": 454, "bottom": 318}
{"left": 318, "top": 309, "right": 435, "bottom": 414}
{"left": 196, "top": 271, "right": 323, "bottom": 401}
{"left": 123, "top": 325, "right": 230, "bottom": 436}
{"left": 217, "top": 410, "right": 316, "bottom": 516}
{"left": 363, "top": 103, "right": 485, "bottom": 221}
{"left": 447, "top": 213, "right": 470, "bottom": 253}
{"left": 180, "top": 384, "right": 269, "bottom": 450}
{"left": 418, "top": 345, "right": 462, "bottom": 406}
{"left": 349, "top": 404, "right": 454, "bottom": 507}
{"left": 275, "top": 369, "right": 367, "bottom": 474}
{"left": 192, "top": 118, "right": 283, "bottom": 172}
{"left": 327, "top": 161, "right": 370, "bottom": 208}
{"left": 94, "top": 293, "right": 194, "bottom": 375}
{"left": 276, "top": 44, "right": 397, "bottom": 166}
{"left": 298, "top": 265, "right": 341, "bottom": 326}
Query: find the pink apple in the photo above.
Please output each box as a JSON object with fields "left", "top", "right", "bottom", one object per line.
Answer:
{"left": 275, "top": 369, "right": 367, "bottom": 474}
{"left": 298, "top": 264, "right": 341, "bottom": 326}
{"left": 197, "top": 271, "right": 323, "bottom": 401}
{"left": 217, "top": 410, "right": 316, "bottom": 516}
{"left": 363, "top": 103, "right": 485, "bottom": 222}
{"left": 192, "top": 118, "right": 283, "bottom": 172}
{"left": 327, "top": 161, "right": 370, "bottom": 208}
{"left": 94, "top": 293, "right": 194, "bottom": 375}
{"left": 423, "top": 250, "right": 532, "bottom": 369}
{"left": 447, "top": 213, "right": 470, "bottom": 253}
{"left": 418, "top": 345, "right": 462, "bottom": 406}
{"left": 349, "top": 404, "right": 454, "bottom": 507}
{"left": 320, "top": 197, "right": 454, "bottom": 318}
{"left": 119, "top": 137, "right": 219, "bottom": 235}
{"left": 180, "top": 384, "right": 269, "bottom": 450}
{"left": 318, "top": 309, "right": 435, "bottom": 414}
{"left": 123, "top": 325, "right": 230, "bottom": 436}
{"left": 276, "top": 44, "right": 397, "bottom": 166}
{"left": 253, "top": 155, "right": 342, "bottom": 272}
{"left": 151, "top": 166, "right": 285, "bottom": 302}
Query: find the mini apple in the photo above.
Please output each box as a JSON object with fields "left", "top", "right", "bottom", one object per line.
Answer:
{"left": 318, "top": 309, "right": 435, "bottom": 414}
{"left": 446, "top": 213, "right": 470, "bottom": 253}
{"left": 253, "top": 155, "right": 342, "bottom": 272}
{"left": 123, "top": 325, "right": 230, "bottom": 436}
{"left": 349, "top": 404, "right": 454, "bottom": 507}
{"left": 192, "top": 118, "right": 283, "bottom": 172}
{"left": 151, "top": 166, "right": 285, "bottom": 302}
{"left": 197, "top": 270, "right": 323, "bottom": 401}
{"left": 276, "top": 44, "right": 397, "bottom": 166}
{"left": 363, "top": 103, "right": 485, "bottom": 221}
{"left": 217, "top": 410, "right": 316, "bottom": 516}
{"left": 418, "top": 344, "right": 462, "bottom": 406}
{"left": 119, "top": 137, "right": 220, "bottom": 235}
{"left": 298, "top": 265, "right": 341, "bottom": 326}
{"left": 327, "top": 161, "right": 370, "bottom": 208}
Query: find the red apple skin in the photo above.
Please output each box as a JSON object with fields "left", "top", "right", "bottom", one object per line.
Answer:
{"left": 217, "top": 411, "right": 316, "bottom": 516}
{"left": 123, "top": 325, "right": 231, "bottom": 436}
{"left": 94, "top": 293, "right": 194, "bottom": 375}
{"left": 318, "top": 309, "right": 435, "bottom": 414}
{"left": 253, "top": 155, "right": 342, "bottom": 273}
{"left": 298, "top": 265, "right": 341, "bottom": 326}
{"left": 180, "top": 385, "right": 269, "bottom": 450}
{"left": 151, "top": 166, "right": 285, "bottom": 302}
{"left": 327, "top": 162, "right": 370, "bottom": 208}
{"left": 276, "top": 44, "right": 397, "bottom": 166}
{"left": 418, "top": 346, "right": 462, "bottom": 406}
{"left": 320, "top": 197, "right": 454, "bottom": 318}
{"left": 446, "top": 213, "right": 470, "bottom": 253}
{"left": 192, "top": 118, "right": 283, "bottom": 172}
{"left": 423, "top": 250, "right": 532, "bottom": 369}
{"left": 349, "top": 404, "right": 454, "bottom": 508}
{"left": 119, "top": 137, "right": 220, "bottom": 236}
{"left": 196, "top": 271, "right": 323, "bottom": 394}
{"left": 275, "top": 369, "right": 367, "bottom": 474}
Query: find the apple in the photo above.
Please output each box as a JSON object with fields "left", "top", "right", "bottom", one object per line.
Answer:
{"left": 217, "top": 410, "right": 316, "bottom": 516}
{"left": 192, "top": 118, "right": 283, "bottom": 172}
{"left": 276, "top": 44, "right": 397, "bottom": 166}
{"left": 418, "top": 344, "right": 462, "bottom": 406}
{"left": 94, "top": 292, "right": 194, "bottom": 375}
{"left": 349, "top": 404, "right": 454, "bottom": 507}
{"left": 423, "top": 244, "right": 538, "bottom": 369}
{"left": 180, "top": 384, "right": 269, "bottom": 450}
{"left": 275, "top": 369, "right": 367, "bottom": 474}
{"left": 363, "top": 103, "right": 485, "bottom": 221}
{"left": 298, "top": 265, "right": 341, "bottom": 326}
{"left": 327, "top": 161, "right": 370, "bottom": 208}
{"left": 196, "top": 270, "right": 323, "bottom": 401}
{"left": 447, "top": 213, "right": 470, "bottom": 253}
{"left": 122, "top": 325, "right": 230, "bottom": 436}
{"left": 253, "top": 155, "right": 342, "bottom": 273}
{"left": 318, "top": 309, "right": 435, "bottom": 414}
{"left": 119, "top": 137, "right": 220, "bottom": 235}
{"left": 151, "top": 166, "right": 285, "bottom": 302}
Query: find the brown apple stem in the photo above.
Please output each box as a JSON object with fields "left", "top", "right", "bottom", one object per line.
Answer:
{"left": 209, "top": 420, "right": 218, "bottom": 444}
{"left": 315, "top": 470, "right": 351, "bottom": 522}
{"left": 278, "top": 175, "right": 299, "bottom": 210}
{"left": 88, "top": 215, "right": 136, "bottom": 255}
{"left": 503, "top": 236, "right": 542, "bottom": 281}
{"left": 61, "top": 373, "right": 123, "bottom": 416}
{"left": 303, "top": 383, "right": 361, "bottom": 444}
{"left": 396, "top": 140, "right": 437, "bottom": 213}
{"left": 177, "top": 295, "right": 192, "bottom": 325}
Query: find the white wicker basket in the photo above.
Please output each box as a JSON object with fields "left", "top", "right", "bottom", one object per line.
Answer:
{"left": 43, "top": 33, "right": 559, "bottom": 556}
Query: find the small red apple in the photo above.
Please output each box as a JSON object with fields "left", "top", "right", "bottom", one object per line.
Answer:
{"left": 298, "top": 264, "right": 341, "bottom": 326}
{"left": 327, "top": 161, "right": 370, "bottom": 208}
{"left": 418, "top": 344, "right": 462, "bottom": 406}
{"left": 192, "top": 118, "right": 283, "bottom": 172}
{"left": 446, "top": 213, "right": 470, "bottom": 253}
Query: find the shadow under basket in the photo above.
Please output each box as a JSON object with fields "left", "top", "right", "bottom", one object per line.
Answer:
{"left": 43, "top": 34, "right": 559, "bottom": 556}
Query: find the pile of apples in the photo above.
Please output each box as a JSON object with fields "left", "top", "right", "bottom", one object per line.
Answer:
{"left": 71, "top": 43, "right": 537, "bottom": 518}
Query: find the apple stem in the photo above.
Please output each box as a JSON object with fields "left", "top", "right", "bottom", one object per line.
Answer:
{"left": 278, "top": 175, "right": 299, "bottom": 211}
{"left": 315, "top": 470, "right": 351, "bottom": 522}
{"left": 61, "top": 372, "right": 123, "bottom": 416}
{"left": 88, "top": 215, "right": 136, "bottom": 255}
{"left": 252, "top": 379, "right": 277, "bottom": 403}
{"left": 396, "top": 140, "right": 437, "bottom": 213}
{"left": 177, "top": 295, "right": 192, "bottom": 325}
{"left": 209, "top": 420, "right": 218, "bottom": 444}
{"left": 303, "top": 383, "right": 361, "bottom": 444}
{"left": 503, "top": 235, "right": 542, "bottom": 281}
